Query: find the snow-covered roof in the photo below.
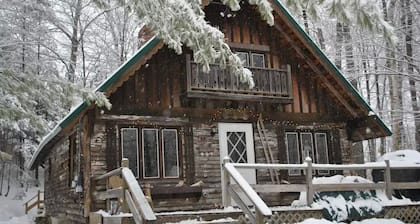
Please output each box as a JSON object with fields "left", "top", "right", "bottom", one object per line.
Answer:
{"left": 28, "top": 0, "right": 391, "bottom": 170}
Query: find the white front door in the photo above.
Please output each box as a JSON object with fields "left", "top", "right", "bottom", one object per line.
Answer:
{"left": 219, "top": 123, "right": 256, "bottom": 204}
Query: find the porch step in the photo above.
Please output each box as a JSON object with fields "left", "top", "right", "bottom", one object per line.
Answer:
{"left": 155, "top": 208, "right": 243, "bottom": 224}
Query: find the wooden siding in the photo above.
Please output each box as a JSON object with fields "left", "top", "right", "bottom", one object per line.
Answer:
{"left": 107, "top": 3, "right": 349, "bottom": 119}
{"left": 44, "top": 138, "right": 86, "bottom": 223}
{"left": 98, "top": 2, "right": 356, "bottom": 211}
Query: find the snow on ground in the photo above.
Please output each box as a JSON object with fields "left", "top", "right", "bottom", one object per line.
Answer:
{"left": 0, "top": 165, "right": 43, "bottom": 224}
{"left": 296, "top": 218, "right": 405, "bottom": 224}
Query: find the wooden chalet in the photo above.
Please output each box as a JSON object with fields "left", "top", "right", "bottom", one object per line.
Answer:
{"left": 28, "top": 1, "right": 391, "bottom": 223}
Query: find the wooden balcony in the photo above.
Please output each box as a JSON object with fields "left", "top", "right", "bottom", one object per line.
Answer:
{"left": 186, "top": 57, "right": 293, "bottom": 102}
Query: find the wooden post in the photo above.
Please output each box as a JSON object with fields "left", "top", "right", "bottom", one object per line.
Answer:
{"left": 121, "top": 158, "right": 129, "bottom": 168}
{"left": 37, "top": 190, "right": 41, "bottom": 209}
{"left": 256, "top": 209, "right": 264, "bottom": 224}
{"left": 121, "top": 158, "right": 130, "bottom": 213}
{"left": 305, "top": 157, "right": 314, "bottom": 206}
{"left": 222, "top": 157, "right": 231, "bottom": 207}
{"left": 384, "top": 160, "right": 392, "bottom": 200}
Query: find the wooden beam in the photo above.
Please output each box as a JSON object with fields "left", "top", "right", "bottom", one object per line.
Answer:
{"left": 82, "top": 111, "right": 93, "bottom": 217}
{"left": 228, "top": 42, "right": 270, "bottom": 52}
{"left": 94, "top": 187, "right": 124, "bottom": 200}
{"left": 100, "top": 107, "right": 346, "bottom": 124}
{"left": 251, "top": 184, "right": 306, "bottom": 193}
{"left": 313, "top": 183, "right": 385, "bottom": 192}
{"left": 273, "top": 24, "right": 359, "bottom": 118}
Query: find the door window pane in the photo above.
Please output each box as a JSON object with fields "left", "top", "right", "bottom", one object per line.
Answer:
{"left": 227, "top": 132, "right": 247, "bottom": 163}
{"left": 142, "top": 129, "right": 159, "bottom": 178}
{"left": 236, "top": 52, "right": 249, "bottom": 67}
{"left": 162, "top": 129, "right": 179, "bottom": 178}
{"left": 315, "top": 133, "right": 329, "bottom": 175}
{"left": 286, "top": 132, "right": 300, "bottom": 175}
{"left": 121, "top": 128, "right": 139, "bottom": 177}
{"left": 251, "top": 53, "right": 265, "bottom": 68}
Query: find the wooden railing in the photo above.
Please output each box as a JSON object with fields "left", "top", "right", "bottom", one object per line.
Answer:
{"left": 93, "top": 159, "right": 156, "bottom": 224}
{"left": 186, "top": 55, "right": 292, "bottom": 101}
{"left": 222, "top": 158, "right": 272, "bottom": 224}
{"left": 222, "top": 157, "right": 420, "bottom": 222}
{"left": 24, "top": 190, "right": 44, "bottom": 214}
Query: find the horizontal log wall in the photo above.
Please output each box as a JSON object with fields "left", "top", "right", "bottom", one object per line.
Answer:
{"left": 44, "top": 139, "right": 86, "bottom": 224}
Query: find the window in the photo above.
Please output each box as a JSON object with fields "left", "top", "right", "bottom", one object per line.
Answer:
{"left": 235, "top": 51, "right": 265, "bottom": 68}
{"left": 68, "top": 134, "right": 78, "bottom": 187}
{"left": 120, "top": 127, "right": 180, "bottom": 179}
{"left": 251, "top": 53, "right": 265, "bottom": 68}
{"left": 121, "top": 128, "right": 139, "bottom": 177}
{"left": 285, "top": 131, "right": 330, "bottom": 176}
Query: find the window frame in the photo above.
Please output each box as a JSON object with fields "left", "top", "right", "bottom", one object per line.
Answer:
{"left": 285, "top": 132, "right": 301, "bottom": 176}
{"left": 234, "top": 50, "right": 266, "bottom": 69}
{"left": 142, "top": 128, "right": 160, "bottom": 179}
{"left": 250, "top": 53, "right": 265, "bottom": 68}
{"left": 119, "top": 126, "right": 182, "bottom": 181}
{"left": 121, "top": 127, "right": 140, "bottom": 178}
{"left": 162, "top": 129, "right": 180, "bottom": 178}
{"left": 315, "top": 133, "right": 330, "bottom": 175}
{"left": 285, "top": 130, "right": 331, "bottom": 176}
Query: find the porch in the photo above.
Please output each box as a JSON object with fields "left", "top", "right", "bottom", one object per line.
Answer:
{"left": 84, "top": 158, "right": 420, "bottom": 224}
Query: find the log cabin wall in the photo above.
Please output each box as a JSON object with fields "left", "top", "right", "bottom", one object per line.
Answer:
{"left": 44, "top": 138, "right": 86, "bottom": 223}
{"left": 98, "top": 2, "right": 353, "bottom": 210}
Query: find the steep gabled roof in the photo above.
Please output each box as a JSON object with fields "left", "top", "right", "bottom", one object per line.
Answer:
{"left": 28, "top": 0, "right": 391, "bottom": 169}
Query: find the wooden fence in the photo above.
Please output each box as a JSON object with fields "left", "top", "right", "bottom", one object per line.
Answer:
{"left": 222, "top": 157, "right": 420, "bottom": 224}
{"left": 24, "top": 190, "right": 44, "bottom": 214}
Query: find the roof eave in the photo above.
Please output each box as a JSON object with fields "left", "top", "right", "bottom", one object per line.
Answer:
{"left": 271, "top": 0, "right": 392, "bottom": 136}
{"left": 28, "top": 37, "right": 161, "bottom": 170}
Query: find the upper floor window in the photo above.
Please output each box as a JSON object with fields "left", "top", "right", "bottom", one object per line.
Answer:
{"left": 121, "top": 127, "right": 180, "bottom": 179}
{"left": 236, "top": 51, "right": 265, "bottom": 68}
{"left": 286, "top": 131, "right": 330, "bottom": 176}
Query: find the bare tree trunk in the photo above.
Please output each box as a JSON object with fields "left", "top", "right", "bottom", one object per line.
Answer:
{"left": 68, "top": 0, "right": 82, "bottom": 83}
{"left": 403, "top": 0, "right": 420, "bottom": 151}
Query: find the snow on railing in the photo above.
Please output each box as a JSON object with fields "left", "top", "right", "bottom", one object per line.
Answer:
{"left": 222, "top": 157, "right": 272, "bottom": 224}
{"left": 221, "top": 157, "right": 420, "bottom": 214}
{"left": 93, "top": 158, "right": 156, "bottom": 224}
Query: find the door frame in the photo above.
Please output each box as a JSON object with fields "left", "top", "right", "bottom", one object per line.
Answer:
{"left": 218, "top": 123, "right": 256, "bottom": 205}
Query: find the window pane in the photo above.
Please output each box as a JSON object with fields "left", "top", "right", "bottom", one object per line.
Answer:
{"left": 251, "top": 53, "right": 265, "bottom": 68}
{"left": 236, "top": 52, "right": 249, "bottom": 66}
{"left": 286, "top": 132, "right": 300, "bottom": 175}
{"left": 162, "top": 129, "right": 179, "bottom": 177}
{"left": 143, "top": 129, "right": 159, "bottom": 178}
{"left": 121, "top": 128, "right": 139, "bottom": 177}
{"left": 300, "top": 133, "right": 314, "bottom": 162}
{"left": 227, "top": 132, "right": 247, "bottom": 163}
{"left": 315, "top": 133, "right": 329, "bottom": 175}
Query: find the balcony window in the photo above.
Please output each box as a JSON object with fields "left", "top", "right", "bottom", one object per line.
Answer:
{"left": 235, "top": 51, "right": 265, "bottom": 68}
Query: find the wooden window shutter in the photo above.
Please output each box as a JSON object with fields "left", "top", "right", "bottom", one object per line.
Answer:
{"left": 184, "top": 125, "right": 195, "bottom": 185}
{"left": 106, "top": 124, "right": 118, "bottom": 171}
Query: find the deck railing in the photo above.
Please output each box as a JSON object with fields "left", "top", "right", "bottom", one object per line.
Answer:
{"left": 93, "top": 158, "right": 156, "bottom": 224}
{"left": 222, "top": 157, "right": 420, "bottom": 223}
{"left": 24, "top": 190, "right": 44, "bottom": 214}
{"left": 186, "top": 55, "right": 292, "bottom": 101}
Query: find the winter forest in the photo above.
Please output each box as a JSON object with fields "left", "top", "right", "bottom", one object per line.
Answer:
{"left": 0, "top": 0, "right": 419, "bottom": 175}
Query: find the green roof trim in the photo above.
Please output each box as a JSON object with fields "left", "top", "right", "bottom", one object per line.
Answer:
{"left": 28, "top": 37, "right": 160, "bottom": 169}
{"left": 30, "top": 2, "right": 392, "bottom": 169}
{"left": 60, "top": 37, "right": 160, "bottom": 129}
{"left": 272, "top": 0, "right": 391, "bottom": 135}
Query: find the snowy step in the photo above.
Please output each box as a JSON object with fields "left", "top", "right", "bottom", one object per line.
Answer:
{"left": 155, "top": 209, "right": 243, "bottom": 224}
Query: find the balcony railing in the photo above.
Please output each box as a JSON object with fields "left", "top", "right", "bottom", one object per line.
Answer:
{"left": 186, "top": 56, "right": 292, "bottom": 102}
